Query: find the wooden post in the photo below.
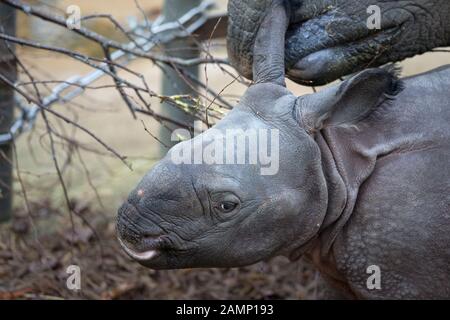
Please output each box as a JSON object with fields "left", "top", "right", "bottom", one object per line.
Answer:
{"left": 0, "top": 5, "right": 16, "bottom": 222}
{"left": 158, "top": 0, "right": 201, "bottom": 155}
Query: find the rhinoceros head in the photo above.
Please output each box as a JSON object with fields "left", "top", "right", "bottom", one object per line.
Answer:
{"left": 117, "top": 81, "right": 329, "bottom": 269}
{"left": 117, "top": 2, "right": 402, "bottom": 269}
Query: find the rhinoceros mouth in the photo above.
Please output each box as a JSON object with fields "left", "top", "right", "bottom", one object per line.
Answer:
{"left": 118, "top": 237, "right": 159, "bottom": 261}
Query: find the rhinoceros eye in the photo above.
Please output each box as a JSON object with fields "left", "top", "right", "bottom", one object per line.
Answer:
{"left": 211, "top": 192, "right": 240, "bottom": 215}
{"left": 219, "top": 201, "right": 237, "bottom": 213}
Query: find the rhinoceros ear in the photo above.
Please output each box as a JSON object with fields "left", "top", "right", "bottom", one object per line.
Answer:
{"left": 296, "top": 68, "right": 403, "bottom": 132}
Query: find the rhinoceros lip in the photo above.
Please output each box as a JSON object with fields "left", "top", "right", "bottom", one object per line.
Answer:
{"left": 118, "top": 237, "right": 159, "bottom": 261}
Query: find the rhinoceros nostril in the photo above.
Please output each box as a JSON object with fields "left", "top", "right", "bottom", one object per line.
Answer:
{"left": 117, "top": 200, "right": 167, "bottom": 261}
{"left": 116, "top": 216, "right": 141, "bottom": 244}
{"left": 140, "top": 235, "right": 164, "bottom": 251}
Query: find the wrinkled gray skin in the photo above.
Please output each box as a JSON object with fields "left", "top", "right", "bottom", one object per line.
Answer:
{"left": 117, "top": 4, "right": 450, "bottom": 299}
{"left": 228, "top": 0, "right": 450, "bottom": 85}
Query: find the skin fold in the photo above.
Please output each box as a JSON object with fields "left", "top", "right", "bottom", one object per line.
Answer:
{"left": 227, "top": 0, "right": 450, "bottom": 85}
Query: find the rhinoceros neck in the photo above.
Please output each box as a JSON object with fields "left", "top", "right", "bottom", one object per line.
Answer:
{"left": 312, "top": 129, "right": 358, "bottom": 260}
{"left": 314, "top": 66, "right": 450, "bottom": 256}
{"left": 315, "top": 132, "right": 347, "bottom": 232}
{"left": 316, "top": 115, "right": 419, "bottom": 255}
{"left": 317, "top": 126, "right": 378, "bottom": 255}
{"left": 286, "top": 131, "right": 348, "bottom": 262}
{"left": 306, "top": 122, "right": 392, "bottom": 286}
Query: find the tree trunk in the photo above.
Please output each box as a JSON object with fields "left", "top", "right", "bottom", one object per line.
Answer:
{"left": 158, "top": 0, "right": 201, "bottom": 155}
{"left": 0, "top": 4, "right": 16, "bottom": 222}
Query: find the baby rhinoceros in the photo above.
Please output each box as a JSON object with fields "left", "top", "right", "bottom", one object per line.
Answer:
{"left": 117, "top": 65, "right": 450, "bottom": 299}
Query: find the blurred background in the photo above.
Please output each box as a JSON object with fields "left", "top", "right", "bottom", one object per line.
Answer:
{"left": 0, "top": 0, "right": 448, "bottom": 299}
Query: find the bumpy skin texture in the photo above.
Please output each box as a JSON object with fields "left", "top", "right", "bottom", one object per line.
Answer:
{"left": 228, "top": 0, "right": 450, "bottom": 85}
{"left": 117, "top": 65, "right": 450, "bottom": 299}
{"left": 307, "top": 65, "right": 450, "bottom": 298}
